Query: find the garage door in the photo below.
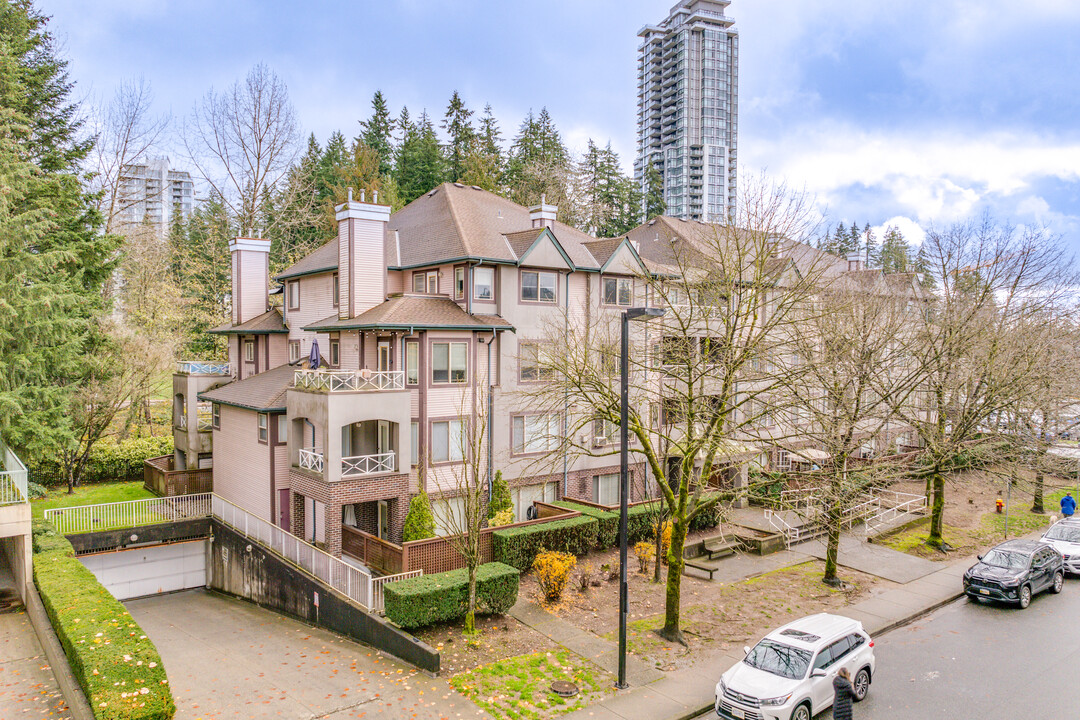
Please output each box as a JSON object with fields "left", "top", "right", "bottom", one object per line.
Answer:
{"left": 79, "top": 540, "right": 208, "bottom": 600}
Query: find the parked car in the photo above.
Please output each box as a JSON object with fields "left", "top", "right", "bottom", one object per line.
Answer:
{"left": 963, "top": 539, "right": 1064, "bottom": 608}
{"left": 714, "top": 613, "right": 875, "bottom": 720}
{"left": 1039, "top": 518, "right": 1080, "bottom": 575}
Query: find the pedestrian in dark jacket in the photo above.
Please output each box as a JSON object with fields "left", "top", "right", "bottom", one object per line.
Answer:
{"left": 1062, "top": 493, "right": 1076, "bottom": 518}
{"left": 833, "top": 666, "right": 854, "bottom": 720}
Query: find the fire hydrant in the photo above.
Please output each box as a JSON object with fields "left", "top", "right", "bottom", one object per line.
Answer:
{"left": 996, "top": 498, "right": 1004, "bottom": 513}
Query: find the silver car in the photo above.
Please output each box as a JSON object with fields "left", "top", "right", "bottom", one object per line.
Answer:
{"left": 1040, "top": 518, "right": 1080, "bottom": 575}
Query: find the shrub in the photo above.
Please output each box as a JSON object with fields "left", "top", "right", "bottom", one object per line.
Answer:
{"left": 26, "top": 481, "right": 47, "bottom": 500}
{"left": 489, "top": 508, "right": 515, "bottom": 527}
{"left": 574, "top": 562, "right": 594, "bottom": 592}
{"left": 492, "top": 516, "right": 598, "bottom": 572}
{"left": 31, "top": 520, "right": 175, "bottom": 720}
{"left": 657, "top": 521, "right": 673, "bottom": 564}
{"left": 487, "top": 470, "right": 511, "bottom": 519}
{"left": 551, "top": 501, "right": 656, "bottom": 549}
{"left": 634, "top": 541, "right": 654, "bottom": 573}
{"left": 533, "top": 550, "right": 576, "bottom": 601}
{"left": 30, "top": 436, "right": 174, "bottom": 487}
{"left": 402, "top": 491, "right": 436, "bottom": 542}
{"left": 382, "top": 562, "right": 520, "bottom": 630}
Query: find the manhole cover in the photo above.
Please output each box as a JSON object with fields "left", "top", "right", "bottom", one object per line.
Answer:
{"left": 550, "top": 681, "right": 578, "bottom": 698}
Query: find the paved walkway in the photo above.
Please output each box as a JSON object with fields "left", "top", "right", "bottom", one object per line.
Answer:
{"left": 127, "top": 589, "right": 490, "bottom": 720}
{"left": 801, "top": 535, "right": 940, "bottom": 583}
{"left": 0, "top": 554, "right": 70, "bottom": 719}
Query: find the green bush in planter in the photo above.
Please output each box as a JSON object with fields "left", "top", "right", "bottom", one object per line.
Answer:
{"left": 492, "top": 516, "right": 598, "bottom": 572}
{"left": 382, "top": 562, "right": 519, "bottom": 629}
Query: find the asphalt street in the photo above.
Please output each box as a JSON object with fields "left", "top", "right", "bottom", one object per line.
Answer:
{"left": 698, "top": 578, "right": 1080, "bottom": 720}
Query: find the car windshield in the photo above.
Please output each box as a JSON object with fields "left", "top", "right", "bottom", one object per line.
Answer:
{"left": 981, "top": 549, "right": 1028, "bottom": 570}
{"left": 1044, "top": 525, "right": 1080, "bottom": 543}
{"left": 744, "top": 639, "right": 812, "bottom": 680}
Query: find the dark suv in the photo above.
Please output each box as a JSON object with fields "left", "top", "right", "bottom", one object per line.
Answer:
{"left": 963, "top": 539, "right": 1064, "bottom": 608}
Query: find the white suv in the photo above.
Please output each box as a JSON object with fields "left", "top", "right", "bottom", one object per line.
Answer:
{"left": 1040, "top": 518, "right": 1080, "bottom": 575}
{"left": 714, "top": 613, "right": 876, "bottom": 720}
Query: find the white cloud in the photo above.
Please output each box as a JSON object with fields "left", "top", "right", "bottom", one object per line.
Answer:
{"left": 872, "top": 216, "right": 926, "bottom": 247}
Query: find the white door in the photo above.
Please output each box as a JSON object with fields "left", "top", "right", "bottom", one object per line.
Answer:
{"left": 378, "top": 420, "right": 391, "bottom": 457}
{"left": 377, "top": 341, "right": 391, "bottom": 372}
{"left": 377, "top": 500, "right": 388, "bottom": 539}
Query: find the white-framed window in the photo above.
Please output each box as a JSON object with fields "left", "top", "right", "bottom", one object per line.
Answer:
{"left": 287, "top": 281, "right": 300, "bottom": 310}
{"left": 288, "top": 340, "right": 301, "bottom": 363}
{"left": 257, "top": 413, "right": 269, "bottom": 443}
{"left": 211, "top": 403, "right": 221, "bottom": 429}
{"left": 277, "top": 414, "right": 289, "bottom": 444}
{"left": 603, "top": 276, "right": 632, "bottom": 306}
{"left": 776, "top": 450, "right": 790, "bottom": 471}
{"left": 521, "top": 270, "right": 557, "bottom": 302}
{"left": 474, "top": 267, "right": 494, "bottom": 300}
{"left": 455, "top": 267, "right": 465, "bottom": 300}
{"left": 593, "top": 417, "right": 617, "bottom": 446}
{"left": 427, "top": 271, "right": 438, "bottom": 294}
{"left": 432, "top": 342, "right": 467, "bottom": 384}
{"left": 410, "top": 421, "right": 419, "bottom": 465}
{"left": 332, "top": 273, "right": 339, "bottom": 307}
{"left": 593, "top": 472, "right": 620, "bottom": 505}
{"left": 518, "top": 343, "right": 553, "bottom": 382}
{"left": 244, "top": 339, "right": 255, "bottom": 362}
{"left": 412, "top": 272, "right": 426, "bottom": 293}
{"left": 512, "top": 414, "right": 560, "bottom": 454}
{"left": 406, "top": 341, "right": 419, "bottom": 385}
{"left": 431, "top": 419, "right": 464, "bottom": 462}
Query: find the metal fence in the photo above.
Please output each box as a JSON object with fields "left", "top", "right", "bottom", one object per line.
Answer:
{"left": 45, "top": 494, "right": 213, "bottom": 534}
{"left": 0, "top": 441, "right": 28, "bottom": 506}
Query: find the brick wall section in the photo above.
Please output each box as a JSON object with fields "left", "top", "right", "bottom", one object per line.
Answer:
{"left": 289, "top": 468, "right": 410, "bottom": 556}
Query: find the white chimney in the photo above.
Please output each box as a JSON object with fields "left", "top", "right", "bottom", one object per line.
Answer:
{"left": 529, "top": 194, "right": 558, "bottom": 229}
{"left": 228, "top": 235, "right": 271, "bottom": 325}
{"left": 846, "top": 251, "right": 865, "bottom": 272}
{"left": 336, "top": 189, "right": 391, "bottom": 319}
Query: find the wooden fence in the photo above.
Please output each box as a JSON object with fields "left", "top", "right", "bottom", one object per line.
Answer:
{"left": 144, "top": 455, "right": 213, "bottom": 497}
{"left": 342, "top": 501, "right": 581, "bottom": 576}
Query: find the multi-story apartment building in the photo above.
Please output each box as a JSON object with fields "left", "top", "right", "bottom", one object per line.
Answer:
{"left": 117, "top": 156, "right": 195, "bottom": 234}
{"left": 172, "top": 184, "right": 925, "bottom": 565}
{"left": 635, "top": 0, "right": 739, "bottom": 223}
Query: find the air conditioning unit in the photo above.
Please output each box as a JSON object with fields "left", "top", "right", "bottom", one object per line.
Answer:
{"left": 593, "top": 436, "right": 609, "bottom": 447}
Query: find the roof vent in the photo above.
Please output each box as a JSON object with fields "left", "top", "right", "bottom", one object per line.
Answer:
{"left": 453, "top": 182, "right": 465, "bottom": 188}
{"left": 648, "top": 219, "right": 656, "bottom": 226}
{"left": 470, "top": 185, "right": 481, "bottom": 190}
{"left": 428, "top": 188, "right": 439, "bottom": 197}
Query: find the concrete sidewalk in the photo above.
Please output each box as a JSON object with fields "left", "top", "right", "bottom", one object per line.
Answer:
{"left": 562, "top": 554, "right": 972, "bottom": 720}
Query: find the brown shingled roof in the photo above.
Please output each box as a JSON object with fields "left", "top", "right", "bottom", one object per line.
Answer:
{"left": 503, "top": 228, "right": 544, "bottom": 258}
{"left": 275, "top": 240, "right": 337, "bottom": 280}
{"left": 303, "top": 294, "right": 513, "bottom": 332}
{"left": 582, "top": 237, "right": 625, "bottom": 266}
{"left": 199, "top": 364, "right": 294, "bottom": 411}
{"left": 208, "top": 308, "right": 288, "bottom": 335}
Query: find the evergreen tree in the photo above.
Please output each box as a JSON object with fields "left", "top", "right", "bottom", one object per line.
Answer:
{"left": 880, "top": 226, "right": 912, "bottom": 274}
{"left": 403, "top": 491, "right": 436, "bottom": 541}
{"left": 318, "top": 131, "right": 348, "bottom": 199}
{"left": 578, "top": 140, "right": 642, "bottom": 236}
{"left": 358, "top": 90, "right": 395, "bottom": 178}
{"left": 914, "top": 242, "right": 936, "bottom": 289}
{"left": 441, "top": 90, "right": 475, "bottom": 182}
{"left": 863, "top": 223, "right": 880, "bottom": 268}
{"left": 504, "top": 107, "right": 576, "bottom": 224}
{"left": 395, "top": 110, "right": 445, "bottom": 205}
{"left": 460, "top": 104, "right": 503, "bottom": 192}
{"left": 0, "top": 1, "right": 119, "bottom": 465}
{"left": 643, "top": 160, "right": 666, "bottom": 220}
{"left": 488, "top": 470, "right": 511, "bottom": 519}
{"left": 169, "top": 194, "right": 231, "bottom": 358}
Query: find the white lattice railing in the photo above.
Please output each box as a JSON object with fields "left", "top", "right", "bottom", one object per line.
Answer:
{"left": 0, "top": 441, "right": 28, "bottom": 506}
{"left": 176, "top": 360, "right": 231, "bottom": 375}
{"left": 342, "top": 452, "right": 395, "bottom": 477}
{"left": 293, "top": 369, "right": 405, "bottom": 392}
{"left": 44, "top": 494, "right": 213, "bottom": 535}
{"left": 299, "top": 448, "right": 324, "bottom": 473}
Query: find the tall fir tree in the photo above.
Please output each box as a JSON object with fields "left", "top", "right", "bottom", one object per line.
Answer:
{"left": 504, "top": 107, "right": 576, "bottom": 224}
{"left": 879, "top": 226, "right": 914, "bottom": 274}
{"left": 0, "top": 0, "right": 119, "bottom": 464}
{"left": 395, "top": 110, "right": 446, "bottom": 205}
{"left": 643, "top": 160, "right": 666, "bottom": 220}
{"left": 441, "top": 90, "right": 475, "bottom": 183}
{"left": 460, "top": 103, "right": 503, "bottom": 192}
{"left": 358, "top": 90, "right": 395, "bottom": 178}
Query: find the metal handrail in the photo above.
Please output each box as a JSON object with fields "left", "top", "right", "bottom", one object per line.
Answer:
{"left": 342, "top": 452, "right": 395, "bottom": 477}
{"left": 293, "top": 369, "right": 405, "bottom": 392}
{"left": 44, "top": 493, "right": 213, "bottom": 534}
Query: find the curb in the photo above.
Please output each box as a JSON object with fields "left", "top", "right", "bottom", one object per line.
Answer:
{"left": 23, "top": 582, "right": 94, "bottom": 720}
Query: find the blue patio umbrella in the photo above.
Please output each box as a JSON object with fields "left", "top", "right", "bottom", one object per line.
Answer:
{"left": 309, "top": 339, "right": 322, "bottom": 369}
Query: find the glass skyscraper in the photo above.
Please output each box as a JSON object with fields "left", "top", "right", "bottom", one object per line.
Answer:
{"left": 635, "top": 0, "right": 739, "bottom": 222}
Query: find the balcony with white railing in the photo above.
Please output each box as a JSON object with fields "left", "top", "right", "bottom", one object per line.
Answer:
{"left": 0, "top": 441, "right": 28, "bottom": 506}
{"left": 342, "top": 452, "right": 395, "bottom": 478}
{"left": 293, "top": 369, "right": 405, "bottom": 393}
{"left": 299, "top": 448, "right": 324, "bottom": 473}
{"left": 176, "top": 360, "right": 231, "bottom": 376}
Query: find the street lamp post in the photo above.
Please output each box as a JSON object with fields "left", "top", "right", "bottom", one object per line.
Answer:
{"left": 618, "top": 306, "right": 665, "bottom": 690}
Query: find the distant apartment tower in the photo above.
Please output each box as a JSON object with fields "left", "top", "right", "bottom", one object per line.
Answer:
{"left": 117, "top": 157, "right": 194, "bottom": 234}
{"left": 635, "top": 0, "right": 738, "bottom": 222}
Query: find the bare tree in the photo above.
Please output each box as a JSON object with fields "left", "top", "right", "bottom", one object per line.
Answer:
{"left": 523, "top": 176, "right": 826, "bottom": 643}
{"left": 182, "top": 63, "right": 301, "bottom": 234}
{"left": 88, "top": 78, "right": 170, "bottom": 234}
{"left": 903, "top": 217, "right": 1077, "bottom": 547}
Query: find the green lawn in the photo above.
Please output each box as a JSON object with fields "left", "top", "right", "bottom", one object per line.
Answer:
{"left": 32, "top": 481, "right": 155, "bottom": 520}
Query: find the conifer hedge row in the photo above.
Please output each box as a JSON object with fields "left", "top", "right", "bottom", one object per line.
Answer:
{"left": 382, "top": 562, "right": 519, "bottom": 629}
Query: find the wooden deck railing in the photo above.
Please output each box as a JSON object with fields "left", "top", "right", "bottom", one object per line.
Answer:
{"left": 143, "top": 455, "right": 213, "bottom": 497}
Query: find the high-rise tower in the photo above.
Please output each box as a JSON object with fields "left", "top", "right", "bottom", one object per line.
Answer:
{"left": 635, "top": 0, "right": 738, "bottom": 222}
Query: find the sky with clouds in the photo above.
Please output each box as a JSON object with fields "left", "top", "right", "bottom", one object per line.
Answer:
{"left": 36, "top": 0, "right": 1080, "bottom": 249}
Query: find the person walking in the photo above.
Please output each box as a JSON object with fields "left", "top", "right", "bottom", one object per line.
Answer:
{"left": 833, "top": 666, "right": 854, "bottom": 720}
{"left": 1061, "top": 492, "right": 1076, "bottom": 519}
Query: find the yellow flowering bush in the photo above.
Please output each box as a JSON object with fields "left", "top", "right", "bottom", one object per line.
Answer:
{"left": 532, "top": 549, "right": 577, "bottom": 601}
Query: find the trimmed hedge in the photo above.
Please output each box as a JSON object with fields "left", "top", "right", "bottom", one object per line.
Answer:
{"left": 30, "top": 436, "right": 174, "bottom": 487}
{"left": 31, "top": 519, "right": 176, "bottom": 720}
{"left": 383, "top": 562, "right": 520, "bottom": 629}
{"left": 492, "top": 516, "right": 599, "bottom": 571}
{"left": 551, "top": 502, "right": 619, "bottom": 548}
{"left": 551, "top": 495, "right": 726, "bottom": 550}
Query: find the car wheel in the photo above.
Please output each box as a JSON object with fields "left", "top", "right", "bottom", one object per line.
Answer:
{"left": 791, "top": 702, "right": 812, "bottom": 720}
{"left": 852, "top": 668, "right": 871, "bottom": 701}
{"left": 1019, "top": 584, "right": 1032, "bottom": 608}
{"left": 1052, "top": 571, "right": 1064, "bottom": 594}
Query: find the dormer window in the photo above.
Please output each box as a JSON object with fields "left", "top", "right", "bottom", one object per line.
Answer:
{"left": 413, "top": 270, "right": 438, "bottom": 294}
